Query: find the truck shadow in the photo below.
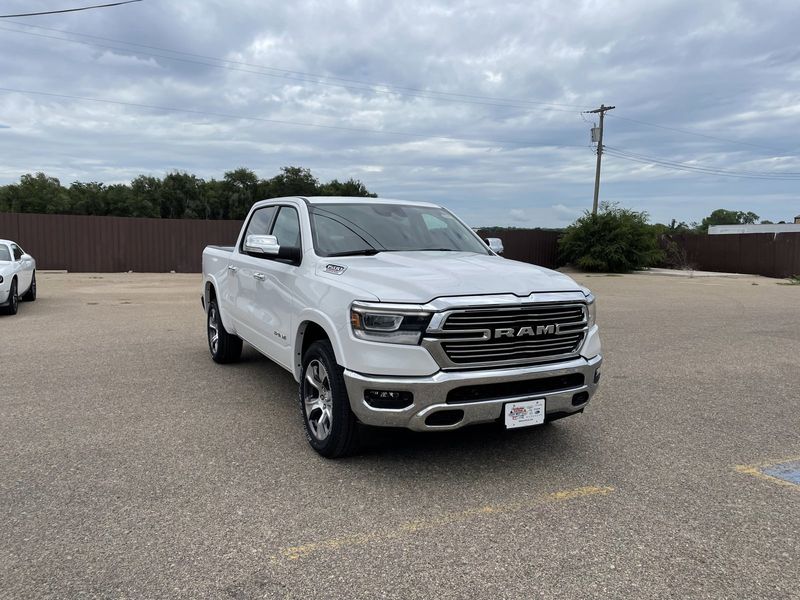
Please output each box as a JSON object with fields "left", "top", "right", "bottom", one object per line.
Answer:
{"left": 242, "top": 345, "right": 598, "bottom": 471}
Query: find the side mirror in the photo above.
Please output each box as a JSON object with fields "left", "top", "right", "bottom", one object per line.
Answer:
{"left": 485, "top": 237, "right": 504, "bottom": 256}
{"left": 244, "top": 234, "right": 280, "bottom": 256}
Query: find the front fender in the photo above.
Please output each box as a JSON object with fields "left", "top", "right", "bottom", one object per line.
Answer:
{"left": 293, "top": 308, "right": 348, "bottom": 382}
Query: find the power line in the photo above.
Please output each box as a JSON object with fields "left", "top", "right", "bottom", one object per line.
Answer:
{"left": 0, "top": 86, "right": 589, "bottom": 150}
{"left": 606, "top": 113, "right": 789, "bottom": 154}
{"left": 0, "top": 23, "right": 587, "bottom": 114}
{"left": 604, "top": 146, "right": 800, "bottom": 180}
{"left": 0, "top": 1, "right": 141, "bottom": 18}
{"left": 604, "top": 149, "right": 800, "bottom": 180}
{"left": 3, "top": 22, "right": 793, "bottom": 157}
{"left": 606, "top": 146, "right": 800, "bottom": 177}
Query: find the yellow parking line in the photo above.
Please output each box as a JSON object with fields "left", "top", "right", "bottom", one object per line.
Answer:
{"left": 272, "top": 485, "right": 614, "bottom": 562}
{"left": 734, "top": 456, "right": 800, "bottom": 490}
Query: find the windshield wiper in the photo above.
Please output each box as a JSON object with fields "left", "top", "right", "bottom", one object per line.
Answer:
{"left": 410, "top": 248, "right": 459, "bottom": 252}
{"left": 326, "top": 249, "right": 382, "bottom": 257}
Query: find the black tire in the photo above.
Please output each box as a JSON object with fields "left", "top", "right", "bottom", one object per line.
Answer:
{"left": 207, "top": 299, "right": 242, "bottom": 363}
{"left": 21, "top": 271, "right": 36, "bottom": 301}
{"left": 1, "top": 279, "right": 18, "bottom": 315}
{"left": 300, "top": 340, "right": 359, "bottom": 458}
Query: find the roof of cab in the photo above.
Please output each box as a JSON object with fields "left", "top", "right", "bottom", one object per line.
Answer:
{"left": 301, "top": 196, "right": 440, "bottom": 208}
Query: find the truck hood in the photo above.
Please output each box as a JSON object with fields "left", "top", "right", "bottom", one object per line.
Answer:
{"left": 318, "top": 251, "right": 582, "bottom": 303}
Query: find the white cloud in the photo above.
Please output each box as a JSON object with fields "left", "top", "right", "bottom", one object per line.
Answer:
{"left": 0, "top": 0, "right": 798, "bottom": 226}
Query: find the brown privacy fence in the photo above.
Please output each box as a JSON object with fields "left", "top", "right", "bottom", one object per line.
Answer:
{"left": 665, "top": 232, "right": 800, "bottom": 279}
{"left": 4, "top": 213, "right": 796, "bottom": 277}
{"left": 476, "top": 229, "right": 561, "bottom": 268}
{"left": 0, "top": 213, "right": 562, "bottom": 273}
{"left": 0, "top": 212, "right": 243, "bottom": 272}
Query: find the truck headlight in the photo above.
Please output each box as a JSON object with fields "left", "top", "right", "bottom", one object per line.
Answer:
{"left": 585, "top": 292, "right": 596, "bottom": 328}
{"left": 350, "top": 302, "right": 432, "bottom": 345}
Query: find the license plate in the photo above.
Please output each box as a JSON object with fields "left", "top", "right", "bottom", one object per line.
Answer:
{"left": 504, "top": 398, "right": 545, "bottom": 429}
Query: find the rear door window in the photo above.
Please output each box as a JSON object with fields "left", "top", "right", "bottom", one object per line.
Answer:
{"left": 0, "top": 245, "right": 10, "bottom": 261}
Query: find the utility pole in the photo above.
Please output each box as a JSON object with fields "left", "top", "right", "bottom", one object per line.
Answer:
{"left": 585, "top": 104, "right": 614, "bottom": 215}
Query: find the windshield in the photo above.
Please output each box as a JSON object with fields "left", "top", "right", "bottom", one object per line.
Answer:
{"left": 309, "top": 203, "right": 490, "bottom": 257}
{"left": 0, "top": 245, "right": 10, "bottom": 262}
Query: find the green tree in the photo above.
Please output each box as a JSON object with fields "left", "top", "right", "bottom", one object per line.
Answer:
{"left": 318, "top": 178, "right": 377, "bottom": 197}
{"left": 223, "top": 168, "right": 259, "bottom": 220}
{"left": 698, "top": 208, "right": 760, "bottom": 232}
{"left": 161, "top": 172, "right": 204, "bottom": 219}
{"left": 559, "top": 203, "right": 663, "bottom": 272}
{"left": 0, "top": 167, "right": 377, "bottom": 218}
{"left": 105, "top": 184, "right": 135, "bottom": 217}
{"left": 69, "top": 181, "right": 106, "bottom": 215}
{"left": 14, "top": 173, "right": 69, "bottom": 214}
{"left": 129, "top": 176, "right": 161, "bottom": 218}
{"left": 262, "top": 166, "right": 319, "bottom": 199}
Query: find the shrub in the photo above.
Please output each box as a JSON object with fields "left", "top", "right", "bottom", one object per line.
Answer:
{"left": 559, "top": 203, "right": 663, "bottom": 272}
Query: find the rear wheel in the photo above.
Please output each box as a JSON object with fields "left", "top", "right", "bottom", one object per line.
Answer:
{"left": 1, "top": 279, "right": 18, "bottom": 315}
{"left": 300, "top": 340, "right": 359, "bottom": 458}
{"left": 207, "top": 299, "right": 242, "bottom": 363}
{"left": 22, "top": 271, "right": 36, "bottom": 301}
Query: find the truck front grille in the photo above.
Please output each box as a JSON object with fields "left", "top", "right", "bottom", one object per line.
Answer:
{"left": 428, "top": 303, "right": 587, "bottom": 368}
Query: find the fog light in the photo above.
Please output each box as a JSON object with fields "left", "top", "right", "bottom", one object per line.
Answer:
{"left": 571, "top": 392, "right": 589, "bottom": 406}
{"left": 364, "top": 390, "right": 413, "bottom": 409}
{"left": 594, "top": 369, "right": 601, "bottom": 383}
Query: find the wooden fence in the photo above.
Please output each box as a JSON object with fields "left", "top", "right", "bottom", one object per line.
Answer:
{"left": 0, "top": 213, "right": 562, "bottom": 273}
{"left": 0, "top": 212, "right": 243, "bottom": 272}
{"left": 476, "top": 228, "right": 561, "bottom": 268}
{"left": 5, "top": 213, "right": 795, "bottom": 277}
{"left": 664, "top": 232, "right": 800, "bottom": 278}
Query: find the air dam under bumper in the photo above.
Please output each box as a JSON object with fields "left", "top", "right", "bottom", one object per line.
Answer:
{"left": 344, "top": 355, "right": 601, "bottom": 432}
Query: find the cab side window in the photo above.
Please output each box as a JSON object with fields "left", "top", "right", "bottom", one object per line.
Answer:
{"left": 240, "top": 206, "right": 277, "bottom": 252}
{"left": 0, "top": 245, "right": 10, "bottom": 262}
{"left": 271, "top": 207, "right": 301, "bottom": 249}
{"left": 11, "top": 245, "right": 22, "bottom": 260}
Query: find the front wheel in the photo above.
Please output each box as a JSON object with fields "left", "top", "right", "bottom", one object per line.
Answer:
{"left": 207, "top": 299, "right": 242, "bottom": 363}
{"left": 300, "top": 340, "right": 359, "bottom": 458}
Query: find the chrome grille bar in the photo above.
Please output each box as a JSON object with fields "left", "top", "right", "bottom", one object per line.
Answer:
{"left": 423, "top": 302, "right": 588, "bottom": 369}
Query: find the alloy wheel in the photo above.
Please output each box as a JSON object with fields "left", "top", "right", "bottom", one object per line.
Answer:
{"left": 303, "top": 359, "right": 333, "bottom": 441}
{"left": 208, "top": 306, "right": 219, "bottom": 354}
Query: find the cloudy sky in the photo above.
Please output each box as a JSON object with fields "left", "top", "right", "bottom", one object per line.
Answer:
{"left": 1, "top": 0, "right": 799, "bottom": 226}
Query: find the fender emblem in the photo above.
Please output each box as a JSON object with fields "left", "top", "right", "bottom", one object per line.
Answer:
{"left": 325, "top": 264, "right": 347, "bottom": 275}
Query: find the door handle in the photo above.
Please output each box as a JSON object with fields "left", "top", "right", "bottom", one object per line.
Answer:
{"left": 227, "top": 265, "right": 238, "bottom": 273}
{"left": 253, "top": 272, "right": 266, "bottom": 281}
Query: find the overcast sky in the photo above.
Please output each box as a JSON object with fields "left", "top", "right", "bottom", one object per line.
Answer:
{"left": 1, "top": 0, "right": 798, "bottom": 226}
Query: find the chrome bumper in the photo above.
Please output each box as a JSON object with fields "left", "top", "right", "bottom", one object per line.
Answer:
{"left": 344, "top": 355, "right": 602, "bottom": 432}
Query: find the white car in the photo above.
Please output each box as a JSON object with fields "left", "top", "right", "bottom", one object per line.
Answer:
{"left": 0, "top": 239, "right": 37, "bottom": 315}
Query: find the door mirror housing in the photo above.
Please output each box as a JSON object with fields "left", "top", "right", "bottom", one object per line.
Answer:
{"left": 484, "top": 237, "right": 504, "bottom": 256}
{"left": 244, "top": 234, "right": 280, "bottom": 256}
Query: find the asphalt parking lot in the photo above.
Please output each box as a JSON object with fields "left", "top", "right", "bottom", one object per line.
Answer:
{"left": 1, "top": 271, "right": 798, "bottom": 599}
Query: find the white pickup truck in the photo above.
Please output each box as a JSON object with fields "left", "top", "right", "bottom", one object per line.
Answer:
{"left": 202, "top": 197, "right": 602, "bottom": 457}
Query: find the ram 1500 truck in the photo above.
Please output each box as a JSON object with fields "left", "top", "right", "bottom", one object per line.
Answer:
{"left": 202, "top": 197, "right": 601, "bottom": 457}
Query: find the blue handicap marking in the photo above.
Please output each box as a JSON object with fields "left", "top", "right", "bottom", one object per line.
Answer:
{"left": 761, "top": 460, "right": 800, "bottom": 485}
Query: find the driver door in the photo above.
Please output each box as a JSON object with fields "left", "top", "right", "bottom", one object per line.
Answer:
{"left": 235, "top": 205, "right": 302, "bottom": 370}
{"left": 10, "top": 244, "right": 32, "bottom": 293}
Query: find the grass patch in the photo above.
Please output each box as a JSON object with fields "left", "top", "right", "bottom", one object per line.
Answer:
{"left": 777, "top": 275, "right": 800, "bottom": 286}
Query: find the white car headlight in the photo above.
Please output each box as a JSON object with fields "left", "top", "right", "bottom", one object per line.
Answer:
{"left": 584, "top": 292, "right": 596, "bottom": 328}
{"left": 350, "top": 302, "right": 432, "bottom": 345}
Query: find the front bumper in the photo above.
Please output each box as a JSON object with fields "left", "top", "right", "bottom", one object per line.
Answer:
{"left": 344, "top": 355, "right": 602, "bottom": 432}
